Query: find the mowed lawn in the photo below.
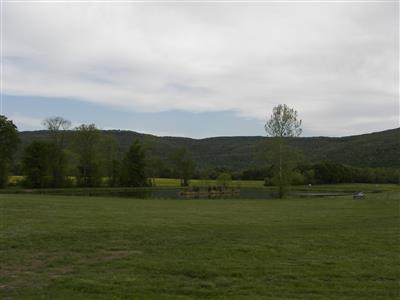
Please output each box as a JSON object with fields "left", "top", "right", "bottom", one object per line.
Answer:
{"left": 1, "top": 193, "right": 399, "bottom": 299}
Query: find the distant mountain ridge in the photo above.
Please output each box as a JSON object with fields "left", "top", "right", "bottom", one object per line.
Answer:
{"left": 18, "top": 128, "right": 400, "bottom": 170}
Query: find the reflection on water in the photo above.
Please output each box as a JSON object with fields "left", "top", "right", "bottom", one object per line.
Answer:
{"left": 43, "top": 188, "right": 350, "bottom": 200}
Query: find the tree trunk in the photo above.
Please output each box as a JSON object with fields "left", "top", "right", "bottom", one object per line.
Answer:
{"left": 279, "top": 140, "right": 283, "bottom": 198}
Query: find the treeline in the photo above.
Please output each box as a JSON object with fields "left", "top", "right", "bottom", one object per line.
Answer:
{"left": 239, "top": 162, "right": 399, "bottom": 185}
{"left": 1, "top": 116, "right": 199, "bottom": 188}
{"left": 20, "top": 122, "right": 150, "bottom": 188}
{"left": 193, "top": 163, "right": 399, "bottom": 185}
{"left": 1, "top": 115, "right": 399, "bottom": 189}
{"left": 302, "top": 162, "right": 400, "bottom": 185}
{"left": 20, "top": 120, "right": 200, "bottom": 188}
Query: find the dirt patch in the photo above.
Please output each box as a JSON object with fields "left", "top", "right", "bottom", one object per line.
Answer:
{"left": 0, "top": 249, "right": 142, "bottom": 292}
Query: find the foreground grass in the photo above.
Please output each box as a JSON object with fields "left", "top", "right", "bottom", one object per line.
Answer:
{"left": 1, "top": 193, "right": 399, "bottom": 299}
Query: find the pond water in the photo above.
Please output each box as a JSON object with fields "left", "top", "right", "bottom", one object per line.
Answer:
{"left": 42, "top": 188, "right": 351, "bottom": 200}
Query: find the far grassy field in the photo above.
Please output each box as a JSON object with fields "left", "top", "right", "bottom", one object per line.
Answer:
{"left": 1, "top": 191, "right": 399, "bottom": 299}
{"left": 154, "top": 178, "right": 265, "bottom": 188}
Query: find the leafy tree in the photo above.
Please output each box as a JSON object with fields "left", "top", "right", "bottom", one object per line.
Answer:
{"left": 170, "top": 147, "right": 195, "bottom": 187}
{"left": 119, "top": 140, "right": 147, "bottom": 187}
{"left": 216, "top": 172, "right": 232, "bottom": 188}
{"left": 198, "top": 169, "right": 212, "bottom": 187}
{"left": 290, "top": 170, "right": 306, "bottom": 185}
{"left": 73, "top": 124, "right": 102, "bottom": 187}
{"left": 99, "top": 134, "right": 120, "bottom": 187}
{"left": 295, "top": 163, "right": 316, "bottom": 184}
{"left": 0, "top": 116, "right": 19, "bottom": 188}
{"left": 303, "top": 169, "right": 316, "bottom": 184}
{"left": 62, "top": 149, "right": 79, "bottom": 186}
{"left": 266, "top": 142, "right": 300, "bottom": 190}
{"left": 42, "top": 117, "right": 71, "bottom": 187}
{"left": 22, "top": 141, "right": 54, "bottom": 188}
{"left": 142, "top": 136, "right": 159, "bottom": 186}
{"left": 313, "top": 161, "right": 352, "bottom": 184}
{"left": 242, "top": 167, "right": 273, "bottom": 180}
{"left": 157, "top": 161, "right": 173, "bottom": 178}
{"left": 265, "top": 104, "right": 302, "bottom": 198}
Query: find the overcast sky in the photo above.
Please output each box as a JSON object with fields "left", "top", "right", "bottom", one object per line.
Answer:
{"left": 2, "top": 1, "right": 399, "bottom": 137}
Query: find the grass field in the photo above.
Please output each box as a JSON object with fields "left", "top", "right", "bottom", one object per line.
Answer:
{"left": 1, "top": 191, "right": 399, "bottom": 299}
{"left": 154, "top": 178, "right": 265, "bottom": 188}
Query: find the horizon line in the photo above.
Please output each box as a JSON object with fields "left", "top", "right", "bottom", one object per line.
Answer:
{"left": 18, "top": 126, "right": 399, "bottom": 140}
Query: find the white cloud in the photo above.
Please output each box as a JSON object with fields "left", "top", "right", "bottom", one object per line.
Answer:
{"left": 3, "top": 2, "right": 399, "bottom": 136}
{"left": 8, "top": 113, "right": 43, "bottom": 130}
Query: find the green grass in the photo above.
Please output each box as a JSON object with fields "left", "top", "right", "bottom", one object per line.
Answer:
{"left": 7, "top": 176, "right": 23, "bottom": 186}
{"left": 1, "top": 192, "right": 399, "bottom": 299}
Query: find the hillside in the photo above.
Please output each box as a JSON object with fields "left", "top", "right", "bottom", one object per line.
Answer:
{"left": 17, "top": 128, "right": 400, "bottom": 170}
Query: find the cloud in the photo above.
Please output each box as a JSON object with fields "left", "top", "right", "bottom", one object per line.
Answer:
{"left": 3, "top": 2, "right": 399, "bottom": 136}
{"left": 8, "top": 113, "right": 43, "bottom": 130}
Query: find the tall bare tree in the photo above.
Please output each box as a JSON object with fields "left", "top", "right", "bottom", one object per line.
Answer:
{"left": 43, "top": 117, "right": 72, "bottom": 147}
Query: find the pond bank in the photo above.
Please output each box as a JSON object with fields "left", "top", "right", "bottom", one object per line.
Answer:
{"left": 0, "top": 185, "right": 387, "bottom": 199}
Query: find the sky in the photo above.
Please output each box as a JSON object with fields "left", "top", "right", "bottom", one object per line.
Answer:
{"left": 2, "top": 1, "right": 399, "bottom": 138}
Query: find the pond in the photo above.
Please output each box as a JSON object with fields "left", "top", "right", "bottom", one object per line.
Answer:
{"left": 29, "top": 187, "right": 351, "bottom": 200}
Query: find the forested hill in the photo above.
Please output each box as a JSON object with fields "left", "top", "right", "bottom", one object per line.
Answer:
{"left": 18, "top": 128, "right": 400, "bottom": 170}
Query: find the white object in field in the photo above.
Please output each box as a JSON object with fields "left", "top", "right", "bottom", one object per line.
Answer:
{"left": 353, "top": 192, "right": 365, "bottom": 199}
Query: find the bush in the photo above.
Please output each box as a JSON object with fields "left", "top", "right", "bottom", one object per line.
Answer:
{"left": 291, "top": 171, "right": 306, "bottom": 185}
{"left": 216, "top": 172, "right": 232, "bottom": 188}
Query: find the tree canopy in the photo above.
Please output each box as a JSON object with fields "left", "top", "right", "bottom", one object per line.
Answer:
{"left": 170, "top": 147, "right": 195, "bottom": 187}
{"left": 119, "top": 140, "right": 147, "bottom": 187}
{"left": 0, "top": 115, "right": 19, "bottom": 187}
{"left": 265, "top": 104, "right": 302, "bottom": 138}
{"left": 73, "top": 124, "right": 102, "bottom": 187}
{"left": 23, "top": 141, "right": 55, "bottom": 188}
